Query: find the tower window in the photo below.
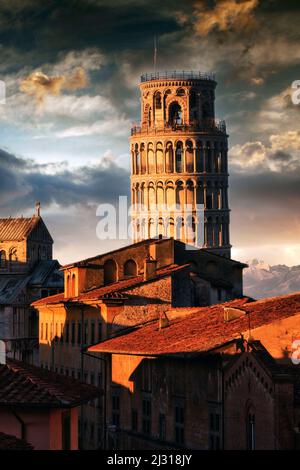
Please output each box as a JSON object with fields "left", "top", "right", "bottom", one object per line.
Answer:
{"left": 155, "top": 92, "right": 162, "bottom": 109}
{"left": 169, "top": 102, "right": 183, "bottom": 126}
{"left": 175, "top": 143, "right": 183, "bottom": 173}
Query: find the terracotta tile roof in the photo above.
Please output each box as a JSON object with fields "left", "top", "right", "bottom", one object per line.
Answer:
{"left": 32, "top": 263, "right": 188, "bottom": 306}
{"left": 0, "top": 216, "right": 39, "bottom": 241}
{"left": 88, "top": 292, "right": 300, "bottom": 356}
{"left": 0, "top": 359, "right": 100, "bottom": 407}
{"left": 0, "top": 432, "right": 33, "bottom": 450}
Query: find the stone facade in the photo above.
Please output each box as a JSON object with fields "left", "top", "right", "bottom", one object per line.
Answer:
{"left": 130, "top": 72, "right": 230, "bottom": 257}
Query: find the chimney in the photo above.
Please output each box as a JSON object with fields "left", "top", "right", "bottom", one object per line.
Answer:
{"left": 224, "top": 307, "right": 246, "bottom": 322}
{"left": 159, "top": 312, "right": 170, "bottom": 330}
{"left": 0, "top": 340, "right": 6, "bottom": 365}
{"left": 144, "top": 256, "right": 157, "bottom": 281}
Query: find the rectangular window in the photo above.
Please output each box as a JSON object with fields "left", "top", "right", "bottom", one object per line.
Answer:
{"left": 90, "top": 373, "right": 95, "bottom": 386}
{"left": 71, "top": 322, "right": 75, "bottom": 345}
{"left": 112, "top": 395, "right": 120, "bottom": 427}
{"left": 40, "top": 323, "right": 44, "bottom": 340}
{"left": 77, "top": 322, "right": 82, "bottom": 345}
{"left": 84, "top": 371, "right": 88, "bottom": 383}
{"left": 175, "top": 405, "right": 184, "bottom": 445}
{"left": 98, "top": 321, "right": 102, "bottom": 342}
{"left": 55, "top": 323, "right": 58, "bottom": 342}
{"left": 142, "top": 398, "right": 151, "bottom": 435}
{"left": 60, "top": 323, "right": 64, "bottom": 343}
{"left": 131, "top": 409, "right": 138, "bottom": 432}
{"left": 45, "top": 323, "right": 48, "bottom": 341}
{"left": 91, "top": 321, "right": 95, "bottom": 344}
{"left": 159, "top": 413, "right": 166, "bottom": 441}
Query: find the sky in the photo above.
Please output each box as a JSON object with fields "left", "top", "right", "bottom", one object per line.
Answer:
{"left": 0, "top": 0, "right": 299, "bottom": 266}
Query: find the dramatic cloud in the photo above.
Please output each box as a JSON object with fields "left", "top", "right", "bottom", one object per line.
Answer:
{"left": 193, "top": 0, "right": 259, "bottom": 36}
{"left": 230, "top": 131, "right": 300, "bottom": 173}
{"left": 0, "top": 148, "right": 130, "bottom": 212}
{"left": 0, "top": 0, "right": 299, "bottom": 264}
{"left": 20, "top": 67, "right": 88, "bottom": 108}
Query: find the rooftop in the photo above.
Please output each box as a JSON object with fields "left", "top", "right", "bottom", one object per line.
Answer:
{"left": 140, "top": 71, "right": 216, "bottom": 83}
{"left": 0, "top": 359, "right": 100, "bottom": 408}
{"left": 0, "top": 216, "right": 40, "bottom": 241}
{"left": 88, "top": 292, "right": 300, "bottom": 356}
{"left": 32, "top": 263, "right": 189, "bottom": 306}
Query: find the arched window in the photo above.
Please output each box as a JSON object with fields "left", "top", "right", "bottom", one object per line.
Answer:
{"left": 158, "top": 218, "right": 164, "bottom": 237}
{"left": 124, "top": 259, "right": 137, "bottom": 277}
{"left": 176, "top": 88, "right": 185, "bottom": 96}
{"left": 67, "top": 274, "right": 71, "bottom": 297}
{"left": 176, "top": 217, "right": 185, "bottom": 241}
{"left": 175, "top": 142, "right": 183, "bottom": 173}
{"left": 0, "top": 250, "right": 6, "bottom": 268}
{"left": 155, "top": 92, "right": 162, "bottom": 109}
{"left": 71, "top": 274, "right": 76, "bottom": 297}
{"left": 135, "top": 144, "right": 140, "bottom": 174}
{"left": 148, "top": 107, "right": 152, "bottom": 127}
{"left": 165, "top": 142, "right": 173, "bottom": 173}
{"left": 156, "top": 142, "right": 164, "bottom": 173}
{"left": 148, "top": 143, "right": 155, "bottom": 173}
{"left": 104, "top": 259, "right": 117, "bottom": 285}
{"left": 169, "top": 102, "right": 183, "bottom": 126}
{"left": 9, "top": 247, "right": 17, "bottom": 262}
{"left": 186, "top": 140, "right": 194, "bottom": 173}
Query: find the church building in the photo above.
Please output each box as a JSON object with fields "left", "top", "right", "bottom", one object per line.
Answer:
{"left": 0, "top": 204, "right": 63, "bottom": 364}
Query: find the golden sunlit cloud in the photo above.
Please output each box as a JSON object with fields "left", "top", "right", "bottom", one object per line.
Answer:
{"left": 193, "top": 0, "right": 259, "bottom": 37}
{"left": 20, "top": 67, "right": 88, "bottom": 109}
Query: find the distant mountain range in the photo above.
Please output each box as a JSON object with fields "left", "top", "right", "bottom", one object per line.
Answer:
{"left": 243, "top": 260, "right": 300, "bottom": 300}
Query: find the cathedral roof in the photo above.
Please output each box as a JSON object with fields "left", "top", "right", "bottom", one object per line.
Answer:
{"left": 0, "top": 216, "right": 40, "bottom": 241}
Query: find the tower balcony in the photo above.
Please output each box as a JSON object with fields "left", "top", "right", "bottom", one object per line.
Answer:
{"left": 141, "top": 71, "right": 216, "bottom": 83}
{"left": 131, "top": 119, "right": 227, "bottom": 136}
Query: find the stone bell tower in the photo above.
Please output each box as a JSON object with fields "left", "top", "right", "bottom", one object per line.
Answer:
{"left": 130, "top": 71, "right": 231, "bottom": 258}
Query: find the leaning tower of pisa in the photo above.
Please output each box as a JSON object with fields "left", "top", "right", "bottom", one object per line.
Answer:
{"left": 130, "top": 71, "right": 231, "bottom": 258}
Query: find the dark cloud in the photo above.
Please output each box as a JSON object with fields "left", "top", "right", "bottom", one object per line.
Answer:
{"left": 0, "top": 148, "right": 130, "bottom": 214}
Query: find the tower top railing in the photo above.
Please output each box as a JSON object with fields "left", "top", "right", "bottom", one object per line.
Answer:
{"left": 141, "top": 71, "right": 216, "bottom": 83}
{"left": 131, "top": 119, "right": 226, "bottom": 136}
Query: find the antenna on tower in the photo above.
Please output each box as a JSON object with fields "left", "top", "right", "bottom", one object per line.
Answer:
{"left": 154, "top": 35, "right": 158, "bottom": 75}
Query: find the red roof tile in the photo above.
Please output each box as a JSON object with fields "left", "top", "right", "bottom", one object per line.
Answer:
{"left": 0, "top": 359, "right": 100, "bottom": 407}
{"left": 32, "top": 264, "right": 188, "bottom": 306}
{"left": 0, "top": 432, "right": 33, "bottom": 450}
{"left": 88, "top": 292, "right": 300, "bottom": 356}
